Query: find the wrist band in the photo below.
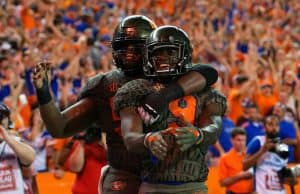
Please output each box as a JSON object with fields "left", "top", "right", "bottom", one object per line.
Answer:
{"left": 143, "top": 132, "right": 153, "bottom": 148}
{"left": 164, "top": 82, "right": 185, "bottom": 102}
{"left": 196, "top": 128, "right": 204, "bottom": 145}
{"left": 36, "top": 78, "right": 52, "bottom": 105}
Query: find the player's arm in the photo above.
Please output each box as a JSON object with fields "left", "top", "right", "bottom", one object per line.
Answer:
{"left": 175, "top": 102, "right": 224, "bottom": 151}
{"left": 40, "top": 98, "right": 97, "bottom": 138}
{"left": 114, "top": 79, "right": 172, "bottom": 160}
{"left": 143, "top": 65, "right": 218, "bottom": 119}
{"left": 33, "top": 62, "right": 97, "bottom": 138}
{"left": 196, "top": 102, "right": 224, "bottom": 146}
{"left": 158, "top": 65, "right": 218, "bottom": 99}
{"left": 175, "top": 90, "right": 227, "bottom": 151}
{"left": 119, "top": 107, "right": 147, "bottom": 153}
{"left": 119, "top": 106, "right": 168, "bottom": 160}
{"left": 177, "top": 64, "right": 218, "bottom": 95}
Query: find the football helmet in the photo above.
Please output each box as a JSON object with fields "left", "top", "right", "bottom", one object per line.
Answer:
{"left": 143, "top": 25, "right": 193, "bottom": 78}
{"left": 111, "top": 15, "right": 157, "bottom": 74}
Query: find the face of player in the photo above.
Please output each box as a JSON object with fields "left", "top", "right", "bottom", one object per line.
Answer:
{"left": 115, "top": 41, "right": 144, "bottom": 71}
{"left": 150, "top": 46, "right": 180, "bottom": 74}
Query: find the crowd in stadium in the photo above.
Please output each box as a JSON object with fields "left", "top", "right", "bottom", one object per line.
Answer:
{"left": 0, "top": 0, "right": 300, "bottom": 194}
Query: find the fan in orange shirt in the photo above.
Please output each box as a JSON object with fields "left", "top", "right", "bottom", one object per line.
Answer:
{"left": 20, "top": 7, "right": 37, "bottom": 31}
{"left": 228, "top": 75, "right": 253, "bottom": 124}
{"left": 219, "top": 127, "right": 253, "bottom": 194}
{"left": 253, "top": 80, "right": 279, "bottom": 116}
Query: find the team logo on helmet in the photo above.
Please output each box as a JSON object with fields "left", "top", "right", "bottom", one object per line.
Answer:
{"left": 124, "top": 27, "right": 136, "bottom": 37}
{"left": 111, "top": 181, "right": 127, "bottom": 191}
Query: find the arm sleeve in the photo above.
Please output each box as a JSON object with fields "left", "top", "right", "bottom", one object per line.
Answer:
{"left": 203, "top": 89, "right": 228, "bottom": 116}
{"left": 197, "top": 89, "right": 227, "bottom": 146}
{"left": 113, "top": 79, "right": 155, "bottom": 116}
{"left": 247, "top": 138, "right": 261, "bottom": 155}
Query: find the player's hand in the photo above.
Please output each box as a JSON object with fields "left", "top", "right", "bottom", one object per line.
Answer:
{"left": 174, "top": 116, "right": 202, "bottom": 152}
{"left": 32, "top": 61, "right": 51, "bottom": 89}
{"left": 144, "top": 131, "right": 168, "bottom": 160}
{"left": 175, "top": 126, "right": 201, "bottom": 151}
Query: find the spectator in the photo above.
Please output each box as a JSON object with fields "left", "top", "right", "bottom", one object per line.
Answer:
{"left": 0, "top": 103, "right": 36, "bottom": 194}
{"left": 253, "top": 81, "right": 279, "bottom": 117}
{"left": 272, "top": 103, "right": 297, "bottom": 163}
{"left": 236, "top": 102, "right": 251, "bottom": 127}
{"left": 243, "top": 115, "right": 290, "bottom": 194}
{"left": 59, "top": 127, "right": 107, "bottom": 194}
{"left": 219, "top": 127, "right": 253, "bottom": 194}
{"left": 20, "top": 107, "right": 52, "bottom": 172}
{"left": 281, "top": 70, "right": 298, "bottom": 114}
{"left": 241, "top": 103, "right": 265, "bottom": 145}
{"left": 0, "top": 0, "right": 300, "bottom": 192}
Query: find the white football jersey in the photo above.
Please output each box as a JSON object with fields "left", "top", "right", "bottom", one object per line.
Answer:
{"left": 255, "top": 136, "right": 288, "bottom": 194}
{"left": 0, "top": 140, "right": 25, "bottom": 194}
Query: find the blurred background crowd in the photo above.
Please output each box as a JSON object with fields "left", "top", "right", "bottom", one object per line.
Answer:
{"left": 0, "top": 0, "right": 300, "bottom": 193}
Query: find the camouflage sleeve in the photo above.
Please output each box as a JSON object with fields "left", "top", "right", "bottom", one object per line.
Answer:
{"left": 202, "top": 89, "right": 227, "bottom": 116}
{"left": 77, "top": 74, "right": 104, "bottom": 101}
{"left": 113, "top": 79, "right": 155, "bottom": 116}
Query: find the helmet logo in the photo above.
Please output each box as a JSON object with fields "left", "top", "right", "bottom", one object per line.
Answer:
{"left": 111, "top": 181, "right": 127, "bottom": 191}
{"left": 178, "top": 98, "right": 187, "bottom": 108}
{"left": 168, "top": 36, "right": 174, "bottom": 43}
{"left": 124, "top": 27, "right": 136, "bottom": 37}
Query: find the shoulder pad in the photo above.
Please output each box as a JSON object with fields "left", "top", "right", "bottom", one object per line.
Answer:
{"left": 77, "top": 73, "right": 104, "bottom": 100}
{"left": 113, "top": 79, "right": 155, "bottom": 116}
{"left": 202, "top": 88, "right": 227, "bottom": 116}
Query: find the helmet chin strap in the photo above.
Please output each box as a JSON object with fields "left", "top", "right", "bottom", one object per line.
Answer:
{"left": 122, "top": 64, "right": 144, "bottom": 77}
